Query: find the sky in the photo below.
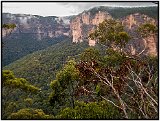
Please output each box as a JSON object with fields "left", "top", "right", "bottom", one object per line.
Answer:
{"left": 2, "top": 2, "right": 158, "bottom": 17}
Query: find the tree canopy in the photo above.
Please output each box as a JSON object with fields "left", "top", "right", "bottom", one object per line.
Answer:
{"left": 137, "top": 23, "right": 157, "bottom": 38}
{"left": 89, "top": 19, "right": 130, "bottom": 51}
{"left": 8, "top": 108, "right": 53, "bottom": 119}
{"left": 2, "top": 23, "right": 16, "bottom": 29}
{"left": 2, "top": 70, "right": 40, "bottom": 92}
{"left": 49, "top": 60, "right": 79, "bottom": 108}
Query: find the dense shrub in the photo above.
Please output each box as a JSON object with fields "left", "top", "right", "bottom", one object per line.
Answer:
{"left": 8, "top": 108, "right": 54, "bottom": 119}
{"left": 56, "top": 101, "right": 121, "bottom": 119}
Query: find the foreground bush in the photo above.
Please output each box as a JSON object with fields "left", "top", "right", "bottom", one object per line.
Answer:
{"left": 56, "top": 100, "right": 121, "bottom": 119}
{"left": 8, "top": 108, "right": 54, "bottom": 119}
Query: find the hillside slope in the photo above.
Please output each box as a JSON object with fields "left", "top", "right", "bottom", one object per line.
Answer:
{"left": 3, "top": 38, "right": 89, "bottom": 112}
{"left": 2, "top": 13, "right": 70, "bottom": 66}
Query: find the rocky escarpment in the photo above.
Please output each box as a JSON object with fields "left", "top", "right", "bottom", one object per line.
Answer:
{"left": 122, "top": 13, "right": 157, "bottom": 56}
{"left": 70, "top": 11, "right": 112, "bottom": 46}
{"left": 3, "top": 9, "right": 158, "bottom": 57}
{"left": 2, "top": 6, "right": 158, "bottom": 64}
{"left": 2, "top": 13, "right": 71, "bottom": 67}
{"left": 2, "top": 13, "right": 70, "bottom": 39}
{"left": 70, "top": 11, "right": 157, "bottom": 56}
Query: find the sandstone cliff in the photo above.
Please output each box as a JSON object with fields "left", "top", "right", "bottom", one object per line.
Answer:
{"left": 2, "top": 8, "right": 158, "bottom": 57}
{"left": 70, "top": 11, "right": 112, "bottom": 45}
{"left": 122, "top": 13, "right": 157, "bottom": 56}
{"left": 70, "top": 12, "right": 157, "bottom": 56}
{"left": 2, "top": 13, "right": 70, "bottom": 40}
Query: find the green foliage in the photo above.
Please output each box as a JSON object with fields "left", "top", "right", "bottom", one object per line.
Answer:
{"left": 56, "top": 59, "right": 79, "bottom": 87}
{"left": 2, "top": 70, "right": 40, "bottom": 92}
{"left": 102, "top": 48, "right": 126, "bottom": 67}
{"left": 2, "top": 23, "right": 16, "bottom": 29}
{"left": 2, "top": 34, "right": 67, "bottom": 67}
{"left": 88, "top": 6, "right": 158, "bottom": 19}
{"left": 3, "top": 39, "right": 89, "bottom": 116}
{"left": 3, "top": 40, "right": 88, "bottom": 93}
{"left": 56, "top": 101, "right": 121, "bottom": 119}
{"left": 49, "top": 60, "right": 79, "bottom": 108}
{"left": 8, "top": 108, "right": 54, "bottom": 119}
{"left": 116, "top": 32, "right": 130, "bottom": 48}
{"left": 95, "top": 84, "right": 101, "bottom": 95}
{"left": 89, "top": 19, "right": 130, "bottom": 49}
{"left": 24, "top": 98, "right": 33, "bottom": 106}
{"left": 80, "top": 47, "right": 101, "bottom": 62}
{"left": 2, "top": 13, "right": 69, "bottom": 66}
{"left": 2, "top": 70, "right": 41, "bottom": 119}
{"left": 50, "top": 80, "right": 59, "bottom": 90}
{"left": 2, "top": 70, "right": 15, "bottom": 81}
{"left": 77, "top": 53, "right": 158, "bottom": 119}
{"left": 137, "top": 23, "right": 158, "bottom": 38}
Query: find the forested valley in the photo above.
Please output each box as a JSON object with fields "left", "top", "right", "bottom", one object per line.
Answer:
{"left": 2, "top": 5, "right": 158, "bottom": 119}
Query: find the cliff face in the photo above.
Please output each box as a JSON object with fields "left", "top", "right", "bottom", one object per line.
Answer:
{"left": 70, "top": 11, "right": 112, "bottom": 45}
{"left": 2, "top": 13, "right": 71, "bottom": 67}
{"left": 70, "top": 16, "right": 83, "bottom": 43}
{"left": 122, "top": 13, "right": 156, "bottom": 29}
{"left": 122, "top": 13, "right": 157, "bottom": 56}
{"left": 70, "top": 12, "right": 157, "bottom": 56}
{"left": 2, "top": 13, "right": 70, "bottom": 40}
{"left": 2, "top": 8, "right": 158, "bottom": 67}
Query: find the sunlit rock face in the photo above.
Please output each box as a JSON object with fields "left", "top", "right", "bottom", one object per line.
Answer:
{"left": 2, "top": 7, "right": 158, "bottom": 57}
{"left": 122, "top": 13, "right": 157, "bottom": 56}
{"left": 70, "top": 10, "right": 157, "bottom": 56}
{"left": 70, "top": 16, "right": 83, "bottom": 43}
{"left": 91, "top": 11, "right": 111, "bottom": 25}
{"left": 122, "top": 13, "right": 156, "bottom": 30}
{"left": 143, "top": 36, "right": 157, "bottom": 56}
{"left": 70, "top": 11, "right": 112, "bottom": 45}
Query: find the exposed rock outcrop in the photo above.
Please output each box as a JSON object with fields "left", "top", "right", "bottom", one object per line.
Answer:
{"left": 2, "top": 9, "right": 158, "bottom": 57}
{"left": 70, "top": 12, "right": 157, "bottom": 56}
{"left": 122, "top": 13, "right": 157, "bottom": 56}
{"left": 2, "top": 13, "right": 70, "bottom": 39}
{"left": 122, "top": 13, "right": 156, "bottom": 29}
{"left": 91, "top": 11, "right": 111, "bottom": 25}
{"left": 70, "top": 11, "right": 112, "bottom": 45}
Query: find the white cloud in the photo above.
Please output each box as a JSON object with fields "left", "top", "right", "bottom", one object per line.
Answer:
{"left": 2, "top": 2, "right": 157, "bottom": 17}
{"left": 3, "top": 3, "right": 75, "bottom": 16}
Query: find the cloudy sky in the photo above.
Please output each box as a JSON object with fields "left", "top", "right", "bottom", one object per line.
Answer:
{"left": 2, "top": 2, "right": 157, "bottom": 16}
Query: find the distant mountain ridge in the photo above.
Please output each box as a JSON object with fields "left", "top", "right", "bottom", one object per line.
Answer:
{"left": 85, "top": 6, "right": 158, "bottom": 19}
{"left": 2, "top": 6, "right": 158, "bottom": 66}
{"left": 2, "top": 13, "right": 71, "bottom": 66}
{"left": 2, "top": 13, "right": 70, "bottom": 38}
